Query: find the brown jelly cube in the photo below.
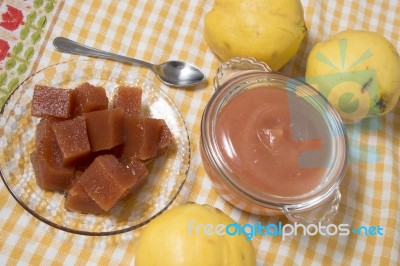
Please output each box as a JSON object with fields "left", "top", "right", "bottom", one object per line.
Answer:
{"left": 158, "top": 119, "right": 173, "bottom": 156}
{"left": 121, "top": 157, "right": 149, "bottom": 193}
{"left": 65, "top": 182, "right": 104, "bottom": 214}
{"left": 140, "top": 118, "right": 172, "bottom": 160}
{"left": 31, "top": 152, "right": 74, "bottom": 191}
{"left": 121, "top": 117, "right": 144, "bottom": 159}
{"left": 72, "top": 82, "right": 109, "bottom": 115}
{"left": 35, "top": 117, "right": 63, "bottom": 144}
{"left": 84, "top": 107, "right": 124, "bottom": 152}
{"left": 52, "top": 117, "right": 91, "bottom": 166}
{"left": 112, "top": 86, "right": 142, "bottom": 117}
{"left": 78, "top": 155, "right": 135, "bottom": 211}
{"left": 31, "top": 85, "right": 74, "bottom": 118}
{"left": 122, "top": 117, "right": 172, "bottom": 161}
{"left": 31, "top": 118, "right": 74, "bottom": 190}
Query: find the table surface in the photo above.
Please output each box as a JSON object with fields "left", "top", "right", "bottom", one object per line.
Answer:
{"left": 0, "top": 0, "right": 399, "bottom": 265}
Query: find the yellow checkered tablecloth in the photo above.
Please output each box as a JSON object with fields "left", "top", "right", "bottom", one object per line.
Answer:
{"left": 0, "top": 0, "right": 399, "bottom": 265}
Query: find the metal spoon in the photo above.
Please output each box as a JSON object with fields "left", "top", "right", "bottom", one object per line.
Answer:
{"left": 53, "top": 37, "right": 205, "bottom": 87}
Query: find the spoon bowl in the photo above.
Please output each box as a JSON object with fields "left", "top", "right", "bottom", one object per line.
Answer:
{"left": 154, "top": 61, "right": 206, "bottom": 87}
{"left": 53, "top": 37, "right": 205, "bottom": 87}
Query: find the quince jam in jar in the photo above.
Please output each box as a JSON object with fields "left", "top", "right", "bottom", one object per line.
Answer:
{"left": 200, "top": 58, "right": 348, "bottom": 224}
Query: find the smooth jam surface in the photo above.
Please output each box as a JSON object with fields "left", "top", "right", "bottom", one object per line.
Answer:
{"left": 216, "top": 87, "right": 332, "bottom": 197}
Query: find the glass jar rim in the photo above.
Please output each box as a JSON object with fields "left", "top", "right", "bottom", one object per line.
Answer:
{"left": 201, "top": 70, "right": 349, "bottom": 210}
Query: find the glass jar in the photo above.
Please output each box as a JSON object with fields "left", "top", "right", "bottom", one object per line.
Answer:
{"left": 200, "top": 57, "right": 348, "bottom": 224}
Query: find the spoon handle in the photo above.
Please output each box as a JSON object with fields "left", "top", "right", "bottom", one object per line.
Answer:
{"left": 53, "top": 37, "right": 154, "bottom": 69}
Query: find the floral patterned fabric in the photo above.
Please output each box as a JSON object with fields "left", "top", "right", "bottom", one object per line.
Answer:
{"left": 0, "top": 1, "right": 56, "bottom": 107}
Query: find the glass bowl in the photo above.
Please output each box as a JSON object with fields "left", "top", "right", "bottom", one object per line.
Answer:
{"left": 200, "top": 58, "right": 348, "bottom": 224}
{"left": 0, "top": 59, "right": 190, "bottom": 235}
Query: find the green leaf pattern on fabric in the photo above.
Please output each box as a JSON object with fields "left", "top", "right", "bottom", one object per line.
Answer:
{"left": 0, "top": 1, "right": 57, "bottom": 108}
{"left": 0, "top": 73, "right": 7, "bottom": 87}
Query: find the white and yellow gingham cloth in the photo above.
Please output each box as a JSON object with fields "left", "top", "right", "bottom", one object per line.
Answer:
{"left": 0, "top": 0, "right": 399, "bottom": 265}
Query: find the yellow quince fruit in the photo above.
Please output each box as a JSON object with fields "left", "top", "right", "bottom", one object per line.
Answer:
{"left": 204, "top": 0, "right": 307, "bottom": 70}
{"left": 135, "top": 203, "right": 256, "bottom": 266}
{"left": 305, "top": 30, "right": 400, "bottom": 124}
